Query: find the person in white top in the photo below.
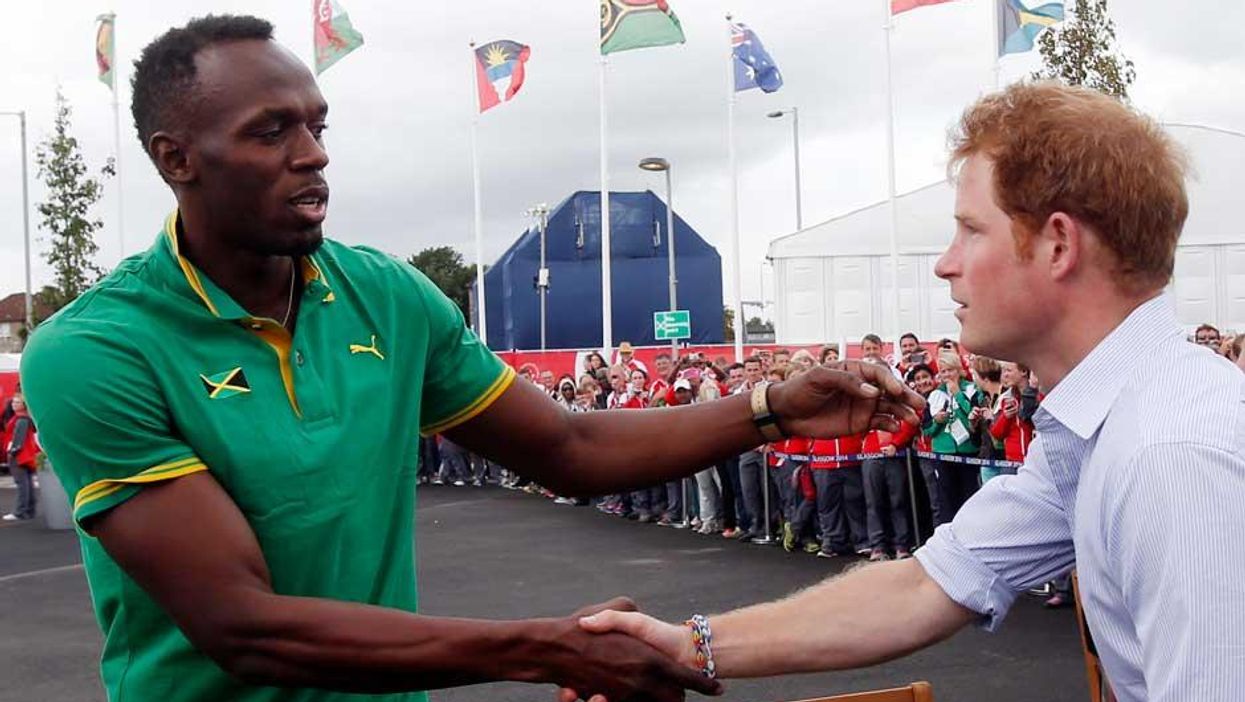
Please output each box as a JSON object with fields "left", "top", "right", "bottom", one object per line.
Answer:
{"left": 570, "top": 82, "right": 1245, "bottom": 702}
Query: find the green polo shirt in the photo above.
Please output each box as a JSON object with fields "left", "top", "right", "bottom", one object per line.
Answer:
{"left": 20, "top": 211, "right": 514, "bottom": 702}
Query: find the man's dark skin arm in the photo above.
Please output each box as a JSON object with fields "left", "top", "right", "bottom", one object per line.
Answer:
{"left": 90, "top": 360, "right": 918, "bottom": 698}
{"left": 90, "top": 472, "right": 719, "bottom": 701}
{"left": 447, "top": 361, "right": 924, "bottom": 497}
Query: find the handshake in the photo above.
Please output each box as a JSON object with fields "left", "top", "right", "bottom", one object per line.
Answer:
{"left": 549, "top": 597, "right": 717, "bottom": 702}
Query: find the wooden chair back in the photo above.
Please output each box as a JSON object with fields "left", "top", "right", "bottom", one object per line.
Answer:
{"left": 1072, "top": 571, "right": 1117, "bottom": 702}
{"left": 788, "top": 681, "right": 934, "bottom": 702}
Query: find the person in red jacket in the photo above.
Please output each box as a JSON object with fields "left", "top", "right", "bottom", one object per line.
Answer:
{"left": 807, "top": 430, "right": 868, "bottom": 559}
{"left": 3, "top": 394, "right": 39, "bottom": 521}
{"left": 989, "top": 361, "right": 1036, "bottom": 465}
{"left": 861, "top": 418, "right": 918, "bottom": 561}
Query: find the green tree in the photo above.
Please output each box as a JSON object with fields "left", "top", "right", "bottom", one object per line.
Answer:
{"left": 745, "top": 316, "right": 774, "bottom": 334}
{"left": 723, "top": 305, "right": 735, "bottom": 343}
{"left": 34, "top": 89, "right": 113, "bottom": 314}
{"left": 1031, "top": 0, "right": 1136, "bottom": 100}
{"left": 406, "top": 246, "right": 477, "bottom": 317}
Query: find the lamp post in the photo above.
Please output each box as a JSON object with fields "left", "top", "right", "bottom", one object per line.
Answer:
{"left": 766, "top": 107, "right": 803, "bottom": 231}
{"left": 639, "top": 157, "right": 677, "bottom": 360}
{"left": 524, "top": 203, "right": 551, "bottom": 350}
{"left": 1, "top": 110, "right": 32, "bottom": 339}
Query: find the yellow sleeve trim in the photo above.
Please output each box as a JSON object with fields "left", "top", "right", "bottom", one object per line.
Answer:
{"left": 73, "top": 457, "right": 209, "bottom": 514}
{"left": 421, "top": 365, "right": 517, "bottom": 436}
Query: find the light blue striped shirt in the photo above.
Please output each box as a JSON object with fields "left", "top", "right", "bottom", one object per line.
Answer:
{"left": 916, "top": 293, "right": 1245, "bottom": 702}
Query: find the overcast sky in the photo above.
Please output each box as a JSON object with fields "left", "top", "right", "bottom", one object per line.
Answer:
{"left": 1, "top": 0, "right": 1243, "bottom": 315}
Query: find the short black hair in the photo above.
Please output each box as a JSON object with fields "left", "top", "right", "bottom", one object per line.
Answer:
{"left": 900, "top": 332, "right": 919, "bottom": 344}
{"left": 906, "top": 363, "right": 935, "bottom": 383}
{"left": 861, "top": 333, "right": 883, "bottom": 346}
{"left": 131, "top": 15, "right": 274, "bottom": 158}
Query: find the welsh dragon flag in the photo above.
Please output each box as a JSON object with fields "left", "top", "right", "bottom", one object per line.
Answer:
{"left": 313, "top": 0, "right": 364, "bottom": 75}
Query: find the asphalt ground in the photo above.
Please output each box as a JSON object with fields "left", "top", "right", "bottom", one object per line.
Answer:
{"left": 0, "top": 482, "right": 1087, "bottom": 702}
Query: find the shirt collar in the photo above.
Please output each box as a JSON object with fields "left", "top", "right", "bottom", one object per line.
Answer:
{"left": 158, "top": 210, "right": 334, "bottom": 320}
{"left": 1035, "top": 292, "right": 1181, "bottom": 440}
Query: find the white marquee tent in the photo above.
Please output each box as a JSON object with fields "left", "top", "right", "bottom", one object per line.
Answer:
{"left": 767, "top": 124, "right": 1245, "bottom": 345}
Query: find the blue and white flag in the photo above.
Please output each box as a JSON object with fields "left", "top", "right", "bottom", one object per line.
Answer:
{"left": 998, "top": 0, "right": 1064, "bottom": 56}
{"left": 731, "top": 22, "right": 783, "bottom": 93}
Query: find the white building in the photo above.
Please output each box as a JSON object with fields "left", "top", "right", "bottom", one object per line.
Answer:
{"left": 768, "top": 124, "right": 1245, "bottom": 345}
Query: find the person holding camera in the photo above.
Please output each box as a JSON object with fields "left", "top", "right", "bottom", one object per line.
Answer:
{"left": 968, "top": 356, "right": 1006, "bottom": 482}
{"left": 989, "top": 362, "right": 1036, "bottom": 466}
{"left": 924, "top": 350, "right": 989, "bottom": 519}
{"left": 897, "top": 333, "right": 937, "bottom": 378}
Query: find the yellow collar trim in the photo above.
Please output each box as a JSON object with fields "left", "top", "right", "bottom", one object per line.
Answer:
{"left": 163, "top": 210, "right": 333, "bottom": 315}
{"left": 164, "top": 211, "right": 220, "bottom": 317}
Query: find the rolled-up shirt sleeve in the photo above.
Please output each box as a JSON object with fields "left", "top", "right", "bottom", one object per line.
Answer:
{"left": 916, "top": 444, "right": 1075, "bottom": 631}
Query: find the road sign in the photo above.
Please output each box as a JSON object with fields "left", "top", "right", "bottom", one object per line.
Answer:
{"left": 653, "top": 310, "right": 691, "bottom": 341}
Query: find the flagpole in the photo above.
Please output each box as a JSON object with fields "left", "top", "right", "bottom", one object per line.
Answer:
{"left": 883, "top": 2, "right": 903, "bottom": 354}
{"left": 112, "top": 86, "right": 124, "bottom": 257}
{"left": 599, "top": 56, "right": 614, "bottom": 359}
{"left": 108, "top": 12, "right": 125, "bottom": 257}
{"left": 990, "top": 0, "right": 1002, "bottom": 88}
{"left": 725, "top": 14, "right": 744, "bottom": 363}
{"left": 469, "top": 42, "right": 488, "bottom": 343}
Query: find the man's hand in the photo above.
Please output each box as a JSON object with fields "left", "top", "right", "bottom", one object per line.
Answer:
{"left": 880, "top": 445, "right": 898, "bottom": 457}
{"left": 558, "top": 610, "right": 700, "bottom": 702}
{"left": 545, "top": 600, "right": 721, "bottom": 702}
{"left": 767, "top": 361, "right": 925, "bottom": 439}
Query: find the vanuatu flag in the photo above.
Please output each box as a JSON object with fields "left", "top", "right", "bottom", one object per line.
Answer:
{"left": 475, "top": 41, "right": 531, "bottom": 113}
{"left": 95, "top": 13, "right": 116, "bottom": 91}
{"left": 313, "top": 0, "right": 364, "bottom": 75}
{"left": 600, "top": 0, "right": 685, "bottom": 55}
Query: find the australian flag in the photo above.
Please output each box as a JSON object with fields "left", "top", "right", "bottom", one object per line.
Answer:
{"left": 731, "top": 22, "right": 783, "bottom": 93}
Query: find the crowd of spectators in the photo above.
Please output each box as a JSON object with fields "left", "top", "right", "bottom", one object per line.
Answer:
{"left": 418, "top": 324, "right": 1243, "bottom": 605}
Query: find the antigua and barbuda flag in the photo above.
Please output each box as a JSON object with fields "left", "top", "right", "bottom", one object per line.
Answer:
{"left": 475, "top": 40, "right": 531, "bottom": 113}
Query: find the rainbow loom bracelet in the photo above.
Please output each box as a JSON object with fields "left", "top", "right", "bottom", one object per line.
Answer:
{"left": 684, "top": 614, "right": 716, "bottom": 679}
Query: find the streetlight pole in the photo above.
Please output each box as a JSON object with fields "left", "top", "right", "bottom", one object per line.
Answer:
{"left": 767, "top": 107, "right": 803, "bottom": 231}
{"left": 639, "top": 157, "right": 677, "bottom": 360}
{"left": 1, "top": 110, "right": 32, "bottom": 338}
{"left": 525, "top": 203, "right": 551, "bottom": 350}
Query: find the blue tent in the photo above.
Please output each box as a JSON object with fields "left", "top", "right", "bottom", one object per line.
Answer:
{"left": 481, "top": 191, "right": 724, "bottom": 351}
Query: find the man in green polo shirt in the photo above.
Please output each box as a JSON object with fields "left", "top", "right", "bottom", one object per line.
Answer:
{"left": 20, "top": 15, "right": 921, "bottom": 702}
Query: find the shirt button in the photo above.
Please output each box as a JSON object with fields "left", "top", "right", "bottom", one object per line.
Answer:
{"left": 296, "top": 350, "right": 305, "bottom": 366}
{"left": 249, "top": 321, "right": 263, "bottom": 330}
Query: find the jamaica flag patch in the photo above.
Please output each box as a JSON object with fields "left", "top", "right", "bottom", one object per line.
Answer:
{"left": 200, "top": 367, "right": 251, "bottom": 399}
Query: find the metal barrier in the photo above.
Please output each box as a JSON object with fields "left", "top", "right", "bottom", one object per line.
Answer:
{"left": 750, "top": 462, "right": 780, "bottom": 545}
{"left": 760, "top": 449, "right": 1025, "bottom": 548}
